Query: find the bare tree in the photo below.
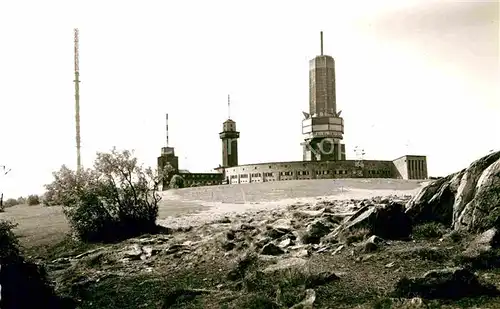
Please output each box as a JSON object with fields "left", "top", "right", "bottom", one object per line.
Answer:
{"left": 0, "top": 165, "right": 12, "bottom": 210}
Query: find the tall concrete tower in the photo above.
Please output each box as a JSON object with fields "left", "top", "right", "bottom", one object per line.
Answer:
{"left": 220, "top": 95, "right": 240, "bottom": 168}
{"left": 157, "top": 113, "right": 179, "bottom": 190}
{"left": 301, "top": 31, "right": 346, "bottom": 161}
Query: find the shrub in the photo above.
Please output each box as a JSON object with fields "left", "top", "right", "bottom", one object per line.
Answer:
{"left": 4, "top": 198, "right": 19, "bottom": 208}
{"left": 412, "top": 222, "right": 449, "bottom": 240}
{"left": 44, "top": 147, "right": 164, "bottom": 243}
{"left": 27, "top": 194, "right": 40, "bottom": 206}
{"left": 169, "top": 174, "right": 185, "bottom": 189}
{"left": 16, "top": 196, "right": 26, "bottom": 205}
{"left": 0, "top": 220, "right": 21, "bottom": 263}
{"left": 0, "top": 220, "right": 74, "bottom": 308}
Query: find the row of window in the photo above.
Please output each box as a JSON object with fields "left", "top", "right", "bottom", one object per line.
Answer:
{"left": 183, "top": 174, "right": 220, "bottom": 179}
{"left": 368, "top": 170, "right": 391, "bottom": 176}
{"left": 229, "top": 169, "right": 392, "bottom": 179}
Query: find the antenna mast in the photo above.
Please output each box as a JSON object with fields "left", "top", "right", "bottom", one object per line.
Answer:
{"left": 74, "top": 28, "right": 82, "bottom": 173}
{"left": 166, "top": 113, "right": 169, "bottom": 147}
{"left": 320, "top": 31, "right": 323, "bottom": 56}
{"left": 228, "top": 94, "right": 231, "bottom": 119}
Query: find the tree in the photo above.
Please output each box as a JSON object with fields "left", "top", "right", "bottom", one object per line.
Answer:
{"left": 3, "top": 198, "right": 19, "bottom": 208}
{"left": 169, "top": 174, "right": 185, "bottom": 189}
{"left": 27, "top": 195, "right": 40, "bottom": 206}
{"left": 44, "top": 147, "right": 165, "bottom": 242}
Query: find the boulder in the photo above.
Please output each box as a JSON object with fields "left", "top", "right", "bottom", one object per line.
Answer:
{"left": 393, "top": 267, "right": 498, "bottom": 299}
{"left": 406, "top": 151, "right": 500, "bottom": 232}
{"left": 261, "top": 243, "right": 285, "bottom": 256}
{"left": 463, "top": 227, "right": 500, "bottom": 257}
{"left": 458, "top": 228, "right": 500, "bottom": 268}
{"left": 363, "top": 235, "right": 385, "bottom": 253}
{"left": 301, "top": 219, "right": 333, "bottom": 244}
{"left": 336, "top": 201, "right": 412, "bottom": 240}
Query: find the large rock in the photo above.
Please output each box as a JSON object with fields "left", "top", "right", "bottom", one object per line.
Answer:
{"left": 393, "top": 267, "right": 498, "bottom": 299}
{"left": 334, "top": 201, "right": 412, "bottom": 240}
{"left": 406, "top": 151, "right": 500, "bottom": 232}
{"left": 301, "top": 219, "right": 333, "bottom": 244}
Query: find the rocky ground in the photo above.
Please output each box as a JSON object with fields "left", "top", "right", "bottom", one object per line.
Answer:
{"left": 25, "top": 194, "right": 500, "bottom": 309}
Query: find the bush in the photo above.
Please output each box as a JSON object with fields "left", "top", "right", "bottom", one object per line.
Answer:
{"left": 0, "top": 220, "right": 21, "bottom": 263}
{"left": 0, "top": 220, "right": 74, "bottom": 309}
{"left": 17, "top": 196, "right": 26, "bottom": 205}
{"left": 412, "top": 222, "right": 449, "bottom": 240}
{"left": 4, "top": 198, "right": 19, "bottom": 208}
{"left": 169, "top": 174, "right": 185, "bottom": 189}
{"left": 27, "top": 194, "right": 40, "bottom": 206}
{"left": 44, "top": 147, "right": 164, "bottom": 243}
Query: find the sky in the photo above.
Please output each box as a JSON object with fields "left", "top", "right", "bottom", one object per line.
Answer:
{"left": 0, "top": 0, "right": 499, "bottom": 198}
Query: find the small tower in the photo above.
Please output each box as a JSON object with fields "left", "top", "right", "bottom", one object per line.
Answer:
{"left": 220, "top": 95, "right": 240, "bottom": 168}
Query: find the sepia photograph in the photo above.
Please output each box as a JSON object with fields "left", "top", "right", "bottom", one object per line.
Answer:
{"left": 0, "top": 0, "right": 499, "bottom": 308}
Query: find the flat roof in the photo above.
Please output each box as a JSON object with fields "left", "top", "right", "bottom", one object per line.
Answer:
{"left": 218, "top": 159, "right": 395, "bottom": 169}
{"left": 392, "top": 154, "right": 427, "bottom": 161}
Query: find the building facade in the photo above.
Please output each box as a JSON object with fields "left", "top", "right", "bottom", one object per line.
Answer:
{"left": 158, "top": 32, "right": 428, "bottom": 190}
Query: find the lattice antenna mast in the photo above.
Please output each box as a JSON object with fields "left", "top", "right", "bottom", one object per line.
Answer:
{"left": 74, "top": 28, "right": 82, "bottom": 173}
{"left": 166, "top": 113, "right": 169, "bottom": 147}
{"left": 228, "top": 94, "right": 231, "bottom": 119}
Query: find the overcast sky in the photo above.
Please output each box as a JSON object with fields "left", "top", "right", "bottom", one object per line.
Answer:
{"left": 0, "top": 0, "right": 498, "bottom": 198}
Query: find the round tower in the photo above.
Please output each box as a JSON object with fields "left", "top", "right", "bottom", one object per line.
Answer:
{"left": 219, "top": 119, "right": 240, "bottom": 168}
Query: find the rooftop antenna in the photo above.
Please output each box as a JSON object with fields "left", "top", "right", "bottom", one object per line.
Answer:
{"left": 320, "top": 31, "right": 323, "bottom": 56}
{"left": 228, "top": 94, "right": 231, "bottom": 119}
{"left": 166, "top": 113, "right": 169, "bottom": 147}
{"left": 74, "top": 28, "right": 82, "bottom": 174}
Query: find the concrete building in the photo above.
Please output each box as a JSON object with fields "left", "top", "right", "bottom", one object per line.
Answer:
{"left": 158, "top": 32, "right": 428, "bottom": 189}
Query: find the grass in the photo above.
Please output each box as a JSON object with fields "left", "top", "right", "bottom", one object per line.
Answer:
{"left": 412, "top": 222, "right": 449, "bottom": 240}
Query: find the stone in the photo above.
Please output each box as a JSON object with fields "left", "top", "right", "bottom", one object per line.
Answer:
{"left": 124, "top": 244, "right": 143, "bottom": 259}
{"left": 265, "top": 220, "right": 292, "bottom": 239}
{"left": 255, "top": 236, "right": 272, "bottom": 248}
{"left": 262, "top": 257, "right": 307, "bottom": 274}
{"left": 331, "top": 245, "right": 344, "bottom": 255}
{"left": 290, "top": 289, "right": 316, "bottom": 309}
{"left": 381, "top": 297, "right": 427, "bottom": 308}
{"left": 226, "top": 230, "right": 236, "bottom": 240}
{"left": 301, "top": 219, "right": 333, "bottom": 244}
{"left": 308, "top": 271, "right": 339, "bottom": 286}
{"left": 393, "top": 267, "right": 498, "bottom": 299}
{"left": 295, "top": 249, "right": 310, "bottom": 258}
{"left": 261, "top": 243, "right": 285, "bottom": 256}
{"left": 336, "top": 202, "right": 412, "bottom": 240}
{"left": 385, "top": 261, "right": 395, "bottom": 268}
{"left": 222, "top": 241, "right": 236, "bottom": 251}
{"left": 278, "top": 238, "right": 292, "bottom": 248}
{"left": 406, "top": 151, "right": 500, "bottom": 232}
{"left": 463, "top": 227, "right": 500, "bottom": 258}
